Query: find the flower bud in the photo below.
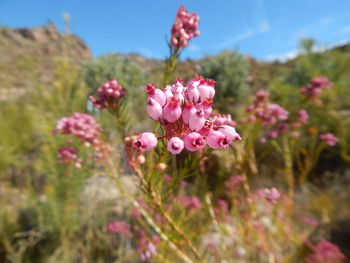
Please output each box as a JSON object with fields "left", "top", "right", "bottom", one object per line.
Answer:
{"left": 189, "top": 109, "right": 205, "bottom": 131}
{"left": 167, "top": 137, "right": 185, "bottom": 154}
{"left": 163, "top": 97, "right": 182, "bottom": 122}
{"left": 147, "top": 98, "right": 163, "bottom": 120}
{"left": 134, "top": 132, "right": 158, "bottom": 151}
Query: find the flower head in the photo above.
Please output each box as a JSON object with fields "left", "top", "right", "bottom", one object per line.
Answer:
{"left": 320, "top": 133, "right": 339, "bottom": 146}
{"left": 89, "top": 79, "right": 126, "bottom": 110}
{"left": 170, "top": 5, "right": 200, "bottom": 49}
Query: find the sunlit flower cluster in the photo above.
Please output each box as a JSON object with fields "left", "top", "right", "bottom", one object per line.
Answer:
{"left": 134, "top": 76, "right": 241, "bottom": 155}
{"left": 246, "top": 89, "right": 289, "bottom": 126}
{"left": 170, "top": 5, "right": 200, "bottom": 49}
{"left": 89, "top": 78, "right": 126, "bottom": 110}
{"left": 300, "top": 76, "right": 333, "bottom": 103}
{"left": 55, "top": 112, "right": 101, "bottom": 146}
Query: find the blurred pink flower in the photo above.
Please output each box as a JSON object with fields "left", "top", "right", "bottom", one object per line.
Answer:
{"left": 305, "top": 240, "right": 345, "bottom": 263}
{"left": 170, "top": 5, "right": 200, "bottom": 49}
{"left": 134, "top": 132, "right": 158, "bottom": 151}
{"left": 107, "top": 221, "right": 132, "bottom": 237}
{"left": 320, "top": 133, "right": 339, "bottom": 146}
{"left": 89, "top": 78, "right": 126, "bottom": 110}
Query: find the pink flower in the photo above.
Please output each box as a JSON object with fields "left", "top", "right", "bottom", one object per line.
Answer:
{"left": 225, "top": 175, "right": 244, "bottom": 191}
{"left": 300, "top": 76, "right": 333, "bottom": 102}
{"left": 170, "top": 5, "right": 200, "bottom": 49}
{"left": 134, "top": 132, "right": 158, "bottom": 151}
{"left": 89, "top": 78, "right": 126, "bottom": 110}
{"left": 107, "top": 221, "right": 132, "bottom": 237}
{"left": 167, "top": 137, "right": 184, "bottom": 154}
{"left": 147, "top": 98, "right": 163, "bottom": 120}
{"left": 305, "top": 240, "right": 345, "bottom": 263}
{"left": 189, "top": 109, "right": 205, "bottom": 131}
{"left": 298, "top": 109, "right": 309, "bottom": 124}
{"left": 200, "top": 98, "right": 213, "bottom": 118}
{"left": 184, "top": 132, "right": 206, "bottom": 151}
{"left": 320, "top": 133, "right": 339, "bottom": 146}
{"left": 58, "top": 146, "right": 82, "bottom": 168}
{"left": 198, "top": 78, "right": 215, "bottom": 101}
{"left": 55, "top": 113, "right": 101, "bottom": 146}
{"left": 145, "top": 83, "right": 166, "bottom": 106}
{"left": 186, "top": 81, "right": 200, "bottom": 103}
{"left": 210, "top": 113, "right": 236, "bottom": 126}
{"left": 263, "top": 188, "right": 281, "bottom": 204}
{"left": 205, "top": 130, "right": 232, "bottom": 149}
{"left": 198, "top": 120, "right": 213, "bottom": 137}
{"left": 163, "top": 97, "right": 182, "bottom": 122}
{"left": 218, "top": 125, "right": 241, "bottom": 141}
{"left": 182, "top": 101, "right": 196, "bottom": 123}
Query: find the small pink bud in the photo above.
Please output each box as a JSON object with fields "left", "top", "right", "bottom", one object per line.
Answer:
{"left": 167, "top": 137, "right": 185, "bottom": 154}
{"left": 182, "top": 101, "right": 196, "bottom": 123}
{"left": 163, "top": 97, "right": 182, "bottom": 122}
{"left": 189, "top": 109, "right": 205, "bottom": 131}
{"left": 218, "top": 125, "right": 241, "bottom": 141}
{"left": 184, "top": 132, "right": 206, "bottom": 152}
{"left": 134, "top": 132, "right": 158, "bottom": 151}
{"left": 147, "top": 98, "right": 163, "bottom": 120}
{"left": 206, "top": 130, "right": 232, "bottom": 149}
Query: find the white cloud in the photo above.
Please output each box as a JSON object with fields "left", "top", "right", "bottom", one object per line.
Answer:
{"left": 213, "top": 21, "right": 270, "bottom": 49}
{"left": 188, "top": 44, "right": 200, "bottom": 52}
{"left": 265, "top": 50, "right": 299, "bottom": 62}
{"left": 339, "top": 25, "right": 350, "bottom": 34}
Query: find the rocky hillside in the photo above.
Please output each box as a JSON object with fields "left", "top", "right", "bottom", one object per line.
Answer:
{"left": 0, "top": 23, "right": 91, "bottom": 101}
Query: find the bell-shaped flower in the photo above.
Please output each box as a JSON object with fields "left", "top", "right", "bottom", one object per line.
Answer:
{"left": 198, "top": 79, "right": 215, "bottom": 101}
{"left": 145, "top": 83, "right": 166, "bottom": 106}
{"left": 218, "top": 125, "right": 241, "bottom": 141}
{"left": 134, "top": 132, "right": 158, "bottom": 151}
{"left": 184, "top": 132, "right": 206, "bottom": 151}
{"left": 163, "top": 97, "right": 182, "bottom": 122}
{"left": 147, "top": 98, "right": 163, "bottom": 120}
{"left": 167, "top": 137, "right": 184, "bottom": 154}
{"left": 182, "top": 101, "right": 196, "bottom": 123}
{"left": 189, "top": 109, "right": 205, "bottom": 131}
{"left": 206, "top": 130, "right": 231, "bottom": 149}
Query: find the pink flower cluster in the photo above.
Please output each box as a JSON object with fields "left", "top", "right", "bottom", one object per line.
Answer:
{"left": 107, "top": 221, "right": 132, "bottom": 237}
{"left": 320, "top": 132, "right": 339, "bottom": 146}
{"left": 55, "top": 112, "right": 101, "bottom": 146}
{"left": 170, "top": 5, "right": 200, "bottom": 49}
{"left": 305, "top": 240, "right": 346, "bottom": 263}
{"left": 134, "top": 76, "right": 241, "bottom": 155}
{"left": 300, "top": 76, "right": 333, "bottom": 102}
{"left": 246, "top": 90, "right": 289, "bottom": 126}
{"left": 247, "top": 90, "right": 312, "bottom": 140}
{"left": 58, "top": 146, "right": 82, "bottom": 168}
{"left": 176, "top": 195, "right": 201, "bottom": 210}
{"left": 54, "top": 113, "right": 109, "bottom": 167}
{"left": 263, "top": 187, "right": 281, "bottom": 204}
{"left": 89, "top": 79, "right": 126, "bottom": 110}
{"left": 210, "top": 113, "right": 236, "bottom": 126}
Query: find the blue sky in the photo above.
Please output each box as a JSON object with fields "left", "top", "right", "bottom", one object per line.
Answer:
{"left": 1, "top": 0, "right": 350, "bottom": 61}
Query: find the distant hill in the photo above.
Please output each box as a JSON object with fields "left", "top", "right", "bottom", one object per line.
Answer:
{"left": 0, "top": 22, "right": 91, "bottom": 101}
{"left": 1, "top": 23, "right": 349, "bottom": 101}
